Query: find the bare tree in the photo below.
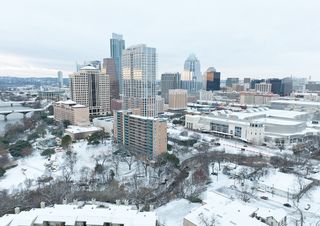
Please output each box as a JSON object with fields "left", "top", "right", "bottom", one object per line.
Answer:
{"left": 198, "top": 212, "right": 219, "bottom": 226}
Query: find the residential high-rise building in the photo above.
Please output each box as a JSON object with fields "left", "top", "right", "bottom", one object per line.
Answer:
{"left": 160, "top": 72, "right": 181, "bottom": 103}
{"left": 121, "top": 44, "right": 157, "bottom": 117}
{"left": 226, "top": 77, "right": 239, "bottom": 87}
{"left": 204, "top": 67, "right": 220, "bottom": 91}
{"left": 243, "top": 78, "right": 251, "bottom": 91}
{"left": 103, "top": 58, "right": 119, "bottom": 100}
{"left": 110, "top": 33, "right": 125, "bottom": 93}
{"left": 70, "top": 66, "right": 110, "bottom": 117}
{"left": 181, "top": 54, "right": 202, "bottom": 94}
{"left": 255, "top": 82, "right": 271, "bottom": 93}
{"left": 114, "top": 110, "right": 167, "bottom": 159}
{"left": 57, "top": 71, "right": 63, "bottom": 88}
{"left": 168, "top": 89, "right": 187, "bottom": 110}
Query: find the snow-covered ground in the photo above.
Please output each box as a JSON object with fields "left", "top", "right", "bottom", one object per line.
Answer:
{"left": 156, "top": 162, "right": 320, "bottom": 226}
{"left": 155, "top": 199, "right": 201, "bottom": 226}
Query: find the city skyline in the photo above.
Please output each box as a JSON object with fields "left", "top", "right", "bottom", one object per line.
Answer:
{"left": 0, "top": 0, "right": 320, "bottom": 80}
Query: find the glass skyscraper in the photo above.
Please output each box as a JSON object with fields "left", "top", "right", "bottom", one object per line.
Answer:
{"left": 121, "top": 44, "right": 157, "bottom": 117}
{"left": 181, "top": 54, "right": 202, "bottom": 94}
{"left": 110, "top": 33, "right": 125, "bottom": 93}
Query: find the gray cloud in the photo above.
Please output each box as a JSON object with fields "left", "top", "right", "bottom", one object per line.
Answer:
{"left": 0, "top": 0, "right": 319, "bottom": 80}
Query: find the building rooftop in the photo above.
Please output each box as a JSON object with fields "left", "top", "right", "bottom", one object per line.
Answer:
{"left": 65, "top": 126, "right": 102, "bottom": 134}
{"left": 80, "top": 65, "right": 98, "bottom": 70}
{"left": 56, "top": 100, "right": 76, "bottom": 105}
{"left": 270, "top": 99, "right": 320, "bottom": 107}
{"left": 0, "top": 203, "right": 157, "bottom": 226}
{"left": 185, "top": 192, "right": 265, "bottom": 226}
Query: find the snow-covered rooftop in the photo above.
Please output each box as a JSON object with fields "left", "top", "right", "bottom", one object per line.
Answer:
{"left": 270, "top": 99, "right": 320, "bottom": 107}
{"left": 65, "top": 126, "right": 102, "bottom": 134}
{"left": 56, "top": 100, "right": 76, "bottom": 105}
{"left": 184, "top": 192, "right": 265, "bottom": 226}
{"left": 80, "top": 65, "right": 98, "bottom": 70}
{"left": 0, "top": 203, "right": 157, "bottom": 226}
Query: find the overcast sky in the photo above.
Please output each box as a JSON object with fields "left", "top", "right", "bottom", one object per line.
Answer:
{"left": 0, "top": 0, "right": 320, "bottom": 80}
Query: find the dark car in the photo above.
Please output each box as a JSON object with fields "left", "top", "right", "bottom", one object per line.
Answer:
{"left": 260, "top": 196, "right": 268, "bottom": 200}
{"left": 283, "top": 203, "right": 292, "bottom": 208}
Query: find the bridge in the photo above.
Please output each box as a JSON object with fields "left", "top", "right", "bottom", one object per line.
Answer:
{"left": 0, "top": 103, "right": 52, "bottom": 121}
{"left": 0, "top": 101, "right": 39, "bottom": 107}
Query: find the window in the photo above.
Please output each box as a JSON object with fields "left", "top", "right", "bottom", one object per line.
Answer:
{"left": 234, "top": 127, "right": 242, "bottom": 137}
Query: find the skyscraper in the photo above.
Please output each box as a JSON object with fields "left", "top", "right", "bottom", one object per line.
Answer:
{"left": 181, "top": 54, "right": 202, "bottom": 94}
{"left": 70, "top": 66, "right": 110, "bottom": 117}
{"left": 266, "top": 78, "right": 282, "bottom": 95}
{"left": 281, "top": 77, "right": 293, "bottom": 96}
{"left": 110, "top": 33, "right": 125, "bottom": 93}
{"left": 161, "top": 72, "right": 181, "bottom": 103}
{"left": 57, "top": 71, "right": 63, "bottom": 88}
{"left": 204, "top": 67, "right": 220, "bottom": 91}
{"left": 103, "top": 58, "right": 119, "bottom": 100}
{"left": 121, "top": 44, "right": 157, "bottom": 117}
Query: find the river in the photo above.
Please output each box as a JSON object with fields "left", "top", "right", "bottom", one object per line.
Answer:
{"left": 0, "top": 103, "right": 33, "bottom": 136}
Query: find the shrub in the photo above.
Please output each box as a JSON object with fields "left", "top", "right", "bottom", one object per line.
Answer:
{"left": 41, "top": 148, "right": 55, "bottom": 157}
{"left": 0, "top": 167, "right": 6, "bottom": 177}
{"left": 9, "top": 140, "right": 32, "bottom": 157}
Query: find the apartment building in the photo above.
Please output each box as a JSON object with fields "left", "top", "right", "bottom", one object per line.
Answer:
{"left": 114, "top": 110, "right": 167, "bottom": 159}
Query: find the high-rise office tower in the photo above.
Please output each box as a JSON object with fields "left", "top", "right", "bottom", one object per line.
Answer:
{"left": 57, "top": 71, "right": 63, "bottom": 88}
{"left": 281, "top": 77, "right": 293, "bottom": 96}
{"left": 103, "top": 58, "right": 119, "bottom": 100}
{"left": 226, "top": 77, "right": 239, "bottom": 87}
{"left": 181, "top": 54, "right": 202, "bottom": 94}
{"left": 204, "top": 67, "right": 220, "bottom": 91}
{"left": 266, "top": 78, "right": 282, "bottom": 95}
{"left": 250, "top": 79, "right": 265, "bottom": 89}
{"left": 70, "top": 66, "right": 110, "bottom": 117}
{"left": 121, "top": 44, "right": 157, "bottom": 117}
{"left": 110, "top": 33, "right": 125, "bottom": 93}
{"left": 161, "top": 73, "right": 181, "bottom": 103}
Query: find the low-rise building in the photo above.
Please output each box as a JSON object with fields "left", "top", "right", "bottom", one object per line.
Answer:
{"left": 114, "top": 110, "right": 167, "bottom": 159}
{"left": 65, "top": 125, "right": 102, "bottom": 140}
{"left": 183, "top": 192, "right": 266, "bottom": 226}
{"left": 269, "top": 99, "right": 320, "bottom": 112}
{"left": 38, "top": 90, "right": 65, "bottom": 101}
{"left": 92, "top": 116, "right": 113, "bottom": 134}
{"left": 0, "top": 202, "right": 157, "bottom": 226}
{"left": 53, "top": 100, "right": 90, "bottom": 126}
{"left": 240, "top": 92, "right": 279, "bottom": 105}
{"left": 185, "top": 107, "right": 318, "bottom": 147}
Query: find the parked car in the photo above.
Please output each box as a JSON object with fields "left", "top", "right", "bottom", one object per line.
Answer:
{"left": 283, "top": 203, "right": 292, "bottom": 208}
{"left": 260, "top": 196, "right": 269, "bottom": 200}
